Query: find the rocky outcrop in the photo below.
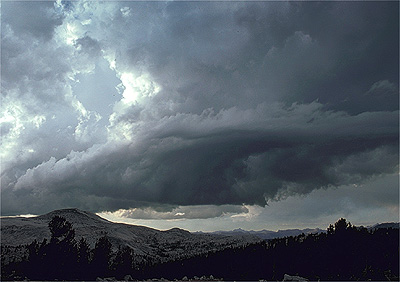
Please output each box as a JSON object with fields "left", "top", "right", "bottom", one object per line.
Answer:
{"left": 283, "top": 274, "right": 308, "bottom": 281}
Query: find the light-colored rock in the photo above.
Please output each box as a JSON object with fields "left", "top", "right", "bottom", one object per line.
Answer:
{"left": 124, "top": 274, "right": 133, "bottom": 281}
{"left": 283, "top": 274, "right": 308, "bottom": 281}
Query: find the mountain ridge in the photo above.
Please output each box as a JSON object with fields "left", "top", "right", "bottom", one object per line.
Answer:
{"left": 196, "top": 222, "right": 399, "bottom": 240}
{"left": 1, "top": 208, "right": 261, "bottom": 265}
{"left": 196, "top": 227, "right": 325, "bottom": 240}
{"left": 2, "top": 208, "right": 399, "bottom": 280}
{"left": 2, "top": 208, "right": 398, "bottom": 243}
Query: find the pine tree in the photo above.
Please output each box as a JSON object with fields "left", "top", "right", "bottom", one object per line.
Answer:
{"left": 46, "top": 216, "right": 78, "bottom": 280}
{"left": 92, "top": 235, "right": 113, "bottom": 278}
{"left": 49, "top": 215, "right": 75, "bottom": 244}
{"left": 113, "top": 245, "right": 135, "bottom": 279}
{"left": 77, "top": 238, "right": 91, "bottom": 280}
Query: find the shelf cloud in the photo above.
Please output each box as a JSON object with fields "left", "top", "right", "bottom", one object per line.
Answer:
{"left": 1, "top": 1, "right": 398, "bottom": 220}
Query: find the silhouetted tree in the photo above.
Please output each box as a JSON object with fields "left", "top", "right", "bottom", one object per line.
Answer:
{"left": 113, "top": 245, "right": 135, "bottom": 279}
{"left": 49, "top": 215, "right": 75, "bottom": 244}
{"left": 24, "top": 239, "right": 41, "bottom": 279}
{"left": 91, "top": 235, "right": 113, "bottom": 278}
{"left": 334, "top": 218, "right": 352, "bottom": 233}
{"left": 2, "top": 217, "right": 398, "bottom": 281}
{"left": 76, "top": 238, "right": 91, "bottom": 279}
{"left": 140, "top": 218, "right": 398, "bottom": 281}
{"left": 39, "top": 216, "right": 78, "bottom": 280}
{"left": 26, "top": 239, "right": 40, "bottom": 264}
{"left": 77, "top": 237, "right": 90, "bottom": 265}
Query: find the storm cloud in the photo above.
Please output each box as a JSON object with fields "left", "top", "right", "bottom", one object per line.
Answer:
{"left": 1, "top": 1, "right": 398, "bottom": 219}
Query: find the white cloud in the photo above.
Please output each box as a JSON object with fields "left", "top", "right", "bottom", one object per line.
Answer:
{"left": 1, "top": 0, "right": 398, "bottom": 226}
{"left": 118, "top": 72, "right": 161, "bottom": 105}
{"left": 120, "top": 7, "right": 131, "bottom": 18}
{"left": 102, "top": 205, "right": 249, "bottom": 220}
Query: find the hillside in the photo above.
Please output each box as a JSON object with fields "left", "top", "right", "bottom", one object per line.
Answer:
{"left": 1, "top": 212, "right": 398, "bottom": 281}
{"left": 1, "top": 208, "right": 260, "bottom": 264}
{"left": 143, "top": 219, "right": 399, "bottom": 281}
{"left": 198, "top": 222, "right": 399, "bottom": 240}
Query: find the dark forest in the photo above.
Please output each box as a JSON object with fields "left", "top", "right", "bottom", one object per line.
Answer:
{"left": 1, "top": 216, "right": 398, "bottom": 281}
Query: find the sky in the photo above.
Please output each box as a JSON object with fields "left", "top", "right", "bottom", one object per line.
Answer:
{"left": 1, "top": 0, "right": 399, "bottom": 232}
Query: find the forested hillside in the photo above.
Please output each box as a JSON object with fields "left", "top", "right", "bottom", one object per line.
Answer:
{"left": 1, "top": 217, "right": 398, "bottom": 281}
{"left": 143, "top": 218, "right": 399, "bottom": 281}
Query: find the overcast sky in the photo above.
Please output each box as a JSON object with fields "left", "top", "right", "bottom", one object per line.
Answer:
{"left": 1, "top": 1, "right": 398, "bottom": 231}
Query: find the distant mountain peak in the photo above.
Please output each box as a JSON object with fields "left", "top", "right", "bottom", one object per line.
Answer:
{"left": 49, "top": 208, "right": 89, "bottom": 215}
{"left": 37, "top": 208, "right": 111, "bottom": 224}
{"left": 163, "top": 227, "right": 191, "bottom": 235}
{"left": 369, "top": 222, "right": 399, "bottom": 230}
{"left": 211, "top": 227, "right": 324, "bottom": 240}
{"left": 41, "top": 207, "right": 89, "bottom": 215}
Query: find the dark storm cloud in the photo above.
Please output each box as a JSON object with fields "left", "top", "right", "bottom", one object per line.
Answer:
{"left": 1, "top": 1, "right": 63, "bottom": 41}
{"left": 1, "top": 1, "right": 398, "bottom": 216}
{"left": 3, "top": 103, "right": 397, "bottom": 215}
{"left": 111, "top": 1, "right": 398, "bottom": 115}
{"left": 74, "top": 36, "right": 102, "bottom": 57}
{"left": 231, "top": 1, "right": 399, "bottom": 113}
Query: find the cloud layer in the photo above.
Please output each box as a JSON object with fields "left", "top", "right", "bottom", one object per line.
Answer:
{"left": 1, "top": 1, "right": 398, "bottom": 218}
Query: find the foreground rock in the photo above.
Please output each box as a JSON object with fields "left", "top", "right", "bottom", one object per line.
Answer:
{"left": 283, "top": 274, "right": 309, "bottom": 281}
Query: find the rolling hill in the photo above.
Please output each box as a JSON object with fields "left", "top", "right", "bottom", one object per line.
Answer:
{"left": 1, "top": 208, "right": 260, "bottom": 264}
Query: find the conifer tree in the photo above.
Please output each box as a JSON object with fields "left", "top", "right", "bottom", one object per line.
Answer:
{"left": 113, "top": 245, "right": 135, "bottom": 279}
{"left": 46, "top": 216, "right": 78, "bottom": 280}
{"left": 92, "top": 235, "right": 113, "bottom": 278}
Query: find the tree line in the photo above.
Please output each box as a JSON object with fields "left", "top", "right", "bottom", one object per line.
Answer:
{"left": 1, "top": 217, "right": 399, "bottom": 281}
{"left": 143, "top": 218, "right": 399, "bottom": 281}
